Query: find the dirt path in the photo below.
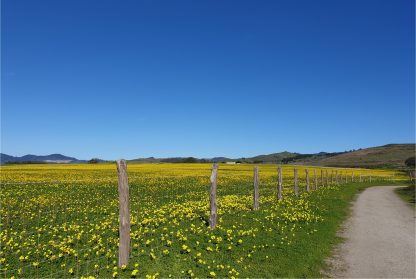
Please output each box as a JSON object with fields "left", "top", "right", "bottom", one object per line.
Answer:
{"left": 328, "top": 186, "right": 415, "bottom": 278}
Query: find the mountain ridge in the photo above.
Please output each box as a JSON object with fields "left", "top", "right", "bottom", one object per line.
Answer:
{"left": 1, "top": 143, "right": 414, "bottom": 168}
{"left": 0, "top": 153, "right": 85, "bottom": 164}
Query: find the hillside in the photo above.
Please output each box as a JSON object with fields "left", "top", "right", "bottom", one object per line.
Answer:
{"left": 239, "top": 151, "right": 298, "bottom": 163}
{"left": 2, "top": 144, "right": 414, "bottom": 168}
{"left": 0, "top": 153, "right": 83, "bottom": 164}
{"left": 292, "top": 144, "right": 415, "bottom": 168}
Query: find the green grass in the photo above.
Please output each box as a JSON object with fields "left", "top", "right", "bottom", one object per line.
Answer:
{"left": 273, "top": 179, "right": 408, "bottom": 277}
{"left": 0, "top": 163, "right": 405, "bottom": 279}
{"left": 395, "top": 184, "right": 415, "bottom": 205}
{"left": 126, "top": 179, "right": 409, "bottom": 278}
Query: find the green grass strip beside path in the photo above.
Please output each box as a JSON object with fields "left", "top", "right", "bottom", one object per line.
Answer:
{"left": 286, "top": 180, "right": 409, "bottom": 278}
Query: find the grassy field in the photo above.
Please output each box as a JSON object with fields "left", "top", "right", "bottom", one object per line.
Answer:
{"left": 395, "top": 185, "right": 415, "bottom": 205}
{"left": 0, "top": 164, "right": 405, "bottom": 278}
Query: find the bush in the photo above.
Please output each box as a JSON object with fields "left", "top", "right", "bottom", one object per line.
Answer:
{"left": 405, "top": 157, "right": 415, "bottom": 167}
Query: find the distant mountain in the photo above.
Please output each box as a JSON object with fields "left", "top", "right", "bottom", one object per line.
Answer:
{"left": 0, "top": 153, "right": 84, "bottom": 164}
{"left": 239, "top": 151, "right": 298, "bottom": 163}
{"left": 211, "top": 157, "right": 234, "bottom": 162}
{"left": 128, "top": 144, "right": 414, "bottom": 168}
{"left": 129, "top": 157, "right": 213, "bottom": 163}
{"left": 291, "top": 144, "right": 415, "bottom": 169}
{"left": 0, "top": 154, "right": 15, "bottom": 163}
{"left": 2, "top": 143, "right": 414, "bottom": 168}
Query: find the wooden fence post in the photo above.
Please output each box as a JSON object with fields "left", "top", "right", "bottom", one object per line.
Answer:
{"left": 336, "top": 170, "right": 338, "bottom": 184}
{"left": 321, "top": 169, "right": 324, "bottom": 187}
{"left": 352, "top": 172, "right": 354, "bottom": 182}
{"left": 253, "top": 166, "right": 259, "bottom": 210}
{"left": 345, "top": 171, "right": 348, "bottom": 183}
{"left": 294, "top": 168, "right": 298, "bottom": 196}
{"left": 314, "top": 169, "right": 318, "bottom": 190}
{"left": 116, "top": 159, "right": 130, "bottom": 268}
{"left": 331, "top": 170, "right": 334, "bottom": 184}
{"left": 326, "top": 169, "right": 329, "bottom": 186}
{"left": 277, "top": 166, "right": 283, "bottom": 200}
{"left": 305, "top": 169, "right": 310, "bottom": 192}
{"left": 409, "top": 171, "right": 416, "bottom": 185}
{"left": 209, "top": 163, "right": 218, "bottom": 229}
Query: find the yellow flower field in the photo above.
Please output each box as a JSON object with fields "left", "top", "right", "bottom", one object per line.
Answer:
{"left": 0, "top": 163, "right": 400, "bottom": 278}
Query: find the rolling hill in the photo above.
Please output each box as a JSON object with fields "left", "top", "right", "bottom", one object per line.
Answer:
{"left": 291, "top": 144, "right": 415, "bottom": 169}
{"left": 2, "top": 144, "right": 414, "bottom": 168}
{"left": 0, "top": 153, "right": 84, "bottom": 164}
{"left": 128, "top": 144, "right": 414, "bottom": 168}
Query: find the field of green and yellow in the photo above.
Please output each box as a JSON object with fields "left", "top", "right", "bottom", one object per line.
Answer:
{"left": 0, "top": 163, "right": 404, "bottom": 278}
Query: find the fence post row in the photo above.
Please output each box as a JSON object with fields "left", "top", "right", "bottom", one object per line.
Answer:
{"left": 209, "top": 163, "right": 219, "bottom": 229}
{"left": 277, "top": 166, "right": 283, "bottom": 200}
{"left": 116, "top": 159, "right": 131, "bottom": 268}
{"left": 253, "top": 166, "right": 260, "bottom": 210}
{"left": 294, "top": 168, "right": 299, "bottom": 196}
{"left": 114, "top": 161, "right": 385, "bottom": 269}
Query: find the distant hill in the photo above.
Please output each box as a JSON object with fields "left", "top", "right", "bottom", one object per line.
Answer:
{"left": 239, "top": 151, "right": 298, "bottom": 163}
{"left": 0, "top": 153, "right": 84, "bottom": 164}
{"left": 129, "top": 157, "right": 213, "bottom": 163}
{"left": 129, "top": 144, "right": 414, "bottom": 168}
{"left": 2, "top": 144, "right": 414, "bottom": 168}
{"left": 291, "top": 144, "right": 415, "bottom": 169}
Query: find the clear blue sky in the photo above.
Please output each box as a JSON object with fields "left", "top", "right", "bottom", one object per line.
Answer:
{"left": 2, "top": 0, "right": 415, "bottom": 160}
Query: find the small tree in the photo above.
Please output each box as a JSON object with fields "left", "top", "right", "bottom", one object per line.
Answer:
{"left": 405, "top": 156, "right": 415, "bottom": 167}
{"left": 88, "top": 158, "right": 100, "bottom": 164}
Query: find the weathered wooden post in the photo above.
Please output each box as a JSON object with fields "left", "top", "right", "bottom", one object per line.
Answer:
{"left": 352, "top": 172, "right": 354, "bottom": 182}
{"left": 331, "top": 170, "right": 334, "bottom": 184}
{"left": 209, "top": 163, "right": 218, "bottom": 229}
{"left": 314, "top": 169, "right": 318, "bottom": 190}
{"left": 336, "top": 170, "right": 339, "bottom": 184}
{"left": 116, "top": 159, "right": 130, "bottom": 268}
{"left": 321, "top": 169, "right": 324, "bottom": 187}
{"left": 305, "top": 169, "right": 310, "bottom": 192}
{"left": 294, "top": 168, "right": 299, "bottom": 196}
{"left": 253, "top": 166, "right": 259, "bottom": 210}
{"left": 326, "top": 169, "right": 329, "bottom": 186}
{"left": 277, "top": 166, "right": 283, "bottom": 200}
{"left": 345, "top": 171, "right": 348, "bottom": 183}
{"left": 409, "top": 171, "right": 415, "bottom": 185}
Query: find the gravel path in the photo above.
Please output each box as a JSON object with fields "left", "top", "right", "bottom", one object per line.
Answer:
{"left": 328, "top": 186, "right": 415, "bottom": 278}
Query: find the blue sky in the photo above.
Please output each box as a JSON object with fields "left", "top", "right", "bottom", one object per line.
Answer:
{"left": 2, "top": 0, "right": 414, "bottom": 160}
